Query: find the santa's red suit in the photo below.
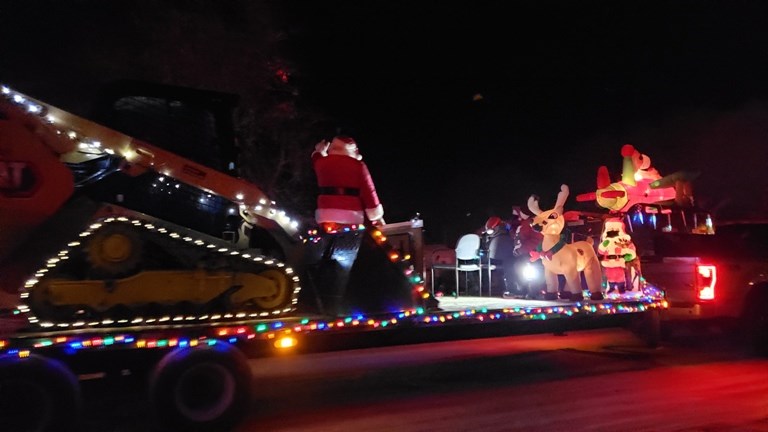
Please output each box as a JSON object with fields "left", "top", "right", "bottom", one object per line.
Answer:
{"left": 515, "top": 218, "right": 542, "bottom": 257}
{"left": 312, "top": 136, "right": 384, "bottom": 226}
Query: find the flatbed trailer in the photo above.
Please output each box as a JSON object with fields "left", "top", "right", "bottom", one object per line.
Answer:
{"left": 0, "top": 290, "right": 665, "bottom": 432}
{"left": 0, "top": 83, "right": 666, "bottom": 432}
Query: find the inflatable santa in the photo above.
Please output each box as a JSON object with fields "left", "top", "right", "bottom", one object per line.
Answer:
{"left": 598, "top": 218, "right": 639, "bottom": 293}
{"left": 312, "top": 136, "right": 384, "bottom": 228}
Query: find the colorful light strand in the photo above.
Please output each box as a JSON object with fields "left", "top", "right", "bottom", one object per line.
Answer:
{"left": 1, "top": 293, "right": 666, "bottom": 358}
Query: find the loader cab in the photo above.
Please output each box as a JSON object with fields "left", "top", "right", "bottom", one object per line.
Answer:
{"left": 84, "top": 80, "right": 284, "bottom": 258}
{"left": 91, "top": 80, "right": 239, "bottom": 175}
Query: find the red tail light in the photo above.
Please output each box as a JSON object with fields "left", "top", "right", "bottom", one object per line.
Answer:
{"left": 696, "top": 264, "right": 716, "bottom": 301}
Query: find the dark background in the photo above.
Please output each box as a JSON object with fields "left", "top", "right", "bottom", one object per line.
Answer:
{"left": 3, "top": 0, "right": 768, "bottom": 245}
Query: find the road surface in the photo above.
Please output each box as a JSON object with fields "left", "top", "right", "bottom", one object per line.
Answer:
{"left": 79, "top": 324, "right": 768, "bottom": 431}
{"left": 233, "top": 326, "right": 768, "bottom": 432}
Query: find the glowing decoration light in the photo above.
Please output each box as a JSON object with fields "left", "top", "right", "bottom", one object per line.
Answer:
{"left": 598, "top": 218, "right": 639, "bottom": 293}
{"left": 528, "top": 185, "right": 604, "bottom": 301}
{"left": 17, "top": 213, "right": 301, "bottom": 329}
{"left": 576, "top": 144, "right": 698, "bottom": 212}
{"left": 522, "top": 263, "right": 537, "bottom": 281}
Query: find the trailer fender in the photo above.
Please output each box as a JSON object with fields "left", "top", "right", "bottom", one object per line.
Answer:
{"left": 0, "top": 353, "right": 82, "bottom": 432}
{"left": 626, "top": 308, "right": 663, "bottom": 348}
{"left": 148, "top": 342, "right": 252, "bottom": 431}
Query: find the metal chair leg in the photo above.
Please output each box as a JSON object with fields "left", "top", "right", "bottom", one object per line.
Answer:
{"left": 455, "top": 266, "right": 459, "bottom": 298}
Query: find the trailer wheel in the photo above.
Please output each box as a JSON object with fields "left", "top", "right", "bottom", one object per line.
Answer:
{"left": 0, "top": 354, "right": 82, "bottom": 432}
{"left": 149, "top": 344, "right": 252, "bottom": 432}
{"left": 628, "top": 309, "right": 662, "bottom": 348}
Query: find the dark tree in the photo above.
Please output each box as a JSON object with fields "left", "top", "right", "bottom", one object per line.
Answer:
{"left": 0, "top": 0, "right": 327, "bottom": 220}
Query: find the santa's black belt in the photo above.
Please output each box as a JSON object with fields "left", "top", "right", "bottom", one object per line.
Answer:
{"left": 320, "top": 187, "right": 360, "bottom": 196}
{"left": 605, "top": 254, "right": 622, "bottom": 259}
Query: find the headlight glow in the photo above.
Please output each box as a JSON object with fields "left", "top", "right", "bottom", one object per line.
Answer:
{"left": 521, "top": 263, "right": 538, "bottom": 281}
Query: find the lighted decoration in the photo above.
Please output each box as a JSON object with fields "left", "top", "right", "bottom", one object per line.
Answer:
{"left": 309, "top": 136, "right": 434, "bottom": 308}
{"left": 1, "top": 289, "right": 667, "bottom": 359}
{"left": 528, "top": 185, "right": 604, "bottom": 301}
{"left": 303, "top": 225, "right": 436, "bottom": 307}
{"left": 17, "top": 214, "right": 301, "bottom": 329}
{"left": 598, "top": 218, "right": 640, "bottom": 293}
{"left": 368, "top": 226, "right": 440, "bottom": 307}
{"left": 311, "top": 136, "right": 384, "bottom": 226}
{"left": 576, "top": 144, "right": 698, "bottom": 212}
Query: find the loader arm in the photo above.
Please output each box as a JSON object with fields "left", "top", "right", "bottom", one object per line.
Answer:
{"left": 0, "top": 86, "right": 300, "bottom": 239}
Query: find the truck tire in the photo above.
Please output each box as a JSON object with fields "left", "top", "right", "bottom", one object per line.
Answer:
{"left": 149, "top": 343, "right": 252, "bottom": 432}
{"left": 0, "top": 354, "right": 82, "bottom": 432}
{"left": 742, "top": 287, "right": 768, "bottom": 357}
{"left": 642, "top": 308, "right": 662, "bottom": 349}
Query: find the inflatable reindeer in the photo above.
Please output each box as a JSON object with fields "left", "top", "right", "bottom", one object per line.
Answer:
{"left": 528, "top": 185, "right": 605, "bottom": 301}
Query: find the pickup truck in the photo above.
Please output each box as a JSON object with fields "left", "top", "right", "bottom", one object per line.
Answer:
{"left": 560, "top": 202, "right": 768, "bottom": 355}
{"left": 628, "top": 208, "right": 768, "bottom": 355}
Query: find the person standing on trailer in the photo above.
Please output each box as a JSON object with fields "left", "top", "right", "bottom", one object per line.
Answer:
{"left": 507, "top": 206, "right": 544, "bottom": 299}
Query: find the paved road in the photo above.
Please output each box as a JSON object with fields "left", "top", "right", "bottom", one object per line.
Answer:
{"left": 232, "top": 325, "right": 768, "bottom": 432}
{"left": 80, "top": 324, "right": 768, "bottom": 431}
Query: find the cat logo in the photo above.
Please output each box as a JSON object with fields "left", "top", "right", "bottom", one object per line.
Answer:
{"left": 0, "top": 160, "right": 37, "bottom": 197}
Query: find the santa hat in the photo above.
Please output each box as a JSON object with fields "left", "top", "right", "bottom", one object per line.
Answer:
{"left": 328, "top": 136, "right": 363, "bottom": 160}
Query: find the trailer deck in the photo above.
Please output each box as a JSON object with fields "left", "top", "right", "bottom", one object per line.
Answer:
{"left": 436, "top": 291, "right": 655, "bottom": 311}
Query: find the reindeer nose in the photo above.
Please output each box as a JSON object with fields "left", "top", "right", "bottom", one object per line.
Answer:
{"left": 532, "top": 224, "right": 543, "bottom": 233}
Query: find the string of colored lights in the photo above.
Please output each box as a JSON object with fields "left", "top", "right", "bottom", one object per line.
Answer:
{"left": 1, "top": 294, "right": 667, "bottom": 358}
{"left": 304, "top": 225, "right": 436, "bottom": 305}
{"left": 17, "top": 214, "right": 301, "bottom": 329}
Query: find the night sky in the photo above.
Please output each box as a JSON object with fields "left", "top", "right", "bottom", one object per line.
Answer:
{"left": 278, "top": 1, "right": 768, "bottom": 243}
{"left": 5, "top": 1, "right": 768, "bottom": 245}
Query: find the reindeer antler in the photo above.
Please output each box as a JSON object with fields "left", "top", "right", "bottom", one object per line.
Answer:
{"left": 554, "top": 184, "right": 569, "bottom": 213}
{"left": 528, "top": 194, "right": 542, "bottom": 215}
